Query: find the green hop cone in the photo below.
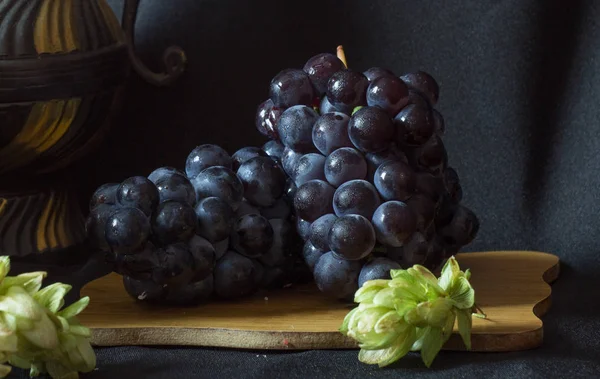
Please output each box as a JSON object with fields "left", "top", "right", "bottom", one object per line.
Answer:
{"left": 0, "top": 256, "right": 96, "bottom": 379}
{"left": 340, "top": 256, "right": 479, "bottom": 368}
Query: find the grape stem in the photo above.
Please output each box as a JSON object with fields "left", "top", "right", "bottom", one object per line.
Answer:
{"left": 472, "top": 303, "right": 487, "bottom": 319}
{"left": 337, "top": 45, "right": 348, "bottom": 68}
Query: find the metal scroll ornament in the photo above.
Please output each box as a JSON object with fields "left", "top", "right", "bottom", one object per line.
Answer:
{"left": 0, "top": 0, "right": 186, "bottom": 259}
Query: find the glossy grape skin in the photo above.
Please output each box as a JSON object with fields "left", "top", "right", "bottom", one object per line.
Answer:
{"left": 400, "top": 71, "right": 439, "bottom": 105}
{"left": 148, "top": 167, "right": 184, "bottom": 185}
{"left": 432, "top": 109, "right": 445, "bottom": 136}
{"left": 284, "top": 178, "right": 297, "bottom": 201}
{"left": 294, "top": 180, "right": 335, "bottom": 222}
{"left": 90, "top": 183, "right": 119, "bottom": 210}
{"left": 365, "top": 145, "right": 408, "bottom": 181}
{"left": 394, "top": 104, "right": 435, "bottom": 147}
{"left": 262, "top": 140, "right": 285, "bottom": 163}
{"left": 358, "top": 257, "right": 401, "bottom": 287}
{"left": 213, "top": 238, "right": 229, "bottom": 261}
{"left": 333, "top": 179, "right": 381, "bottom": 219}
{"left": 313, "top": 252, "right": 362, "bottom": 300}
{"left": 312, "top": 112, "right": 353, "bottom": 156}
{"left": 230, "top": 214, "right": 274, "bottom": 258}
{"left": 86, "top": 203, "right": 118, "bottom": 250}
{"left": 113, "top": 242, "right": 158, "bottom": 280}
{"left": 348, "top": 106, "right": 395, "bottom": 153}
{"left": 259, "top": 219, "right": 294, "bottom": 267}
{"left": 363, "top": 67, "right": 396, "bottom": 82}
{"left": 366, "top": 76, "right": 410, "bottom": 117}
{"left": 319, "top": 96, "right": 350, "bottom": 115}
{"left": 164, "top": 274, "right": 214, "bottom": 306}
{"left": 439, "top": 205, "right": 480, "bottom": 247}
{"left": 255, "top": 99, "right": 284, "bottom": 140}
{"left": 303, "top": 53, "right": 345, "bottom": 94}
{"left": 328, "top": 214, "right": 376, "bottom": 261}
{"left": 105, "top": 207, "right": 150, "bottom": 254}
{"left": 309, "top": 213, "right": 337, "bottom": 252}
{"left": 407, "top": 194, "right": 436, "bottom": 232}
{"left": 294, "top": 153, "right": 326, "bottom": 187}
{"left": 188, "top": 235, "right": 216, "bottom": 281}
{"left": 373, "top": 160, "right": 416, "bottom": 202}
{"left": 116, "top": 176, "right": 159, "bottom": 217}
{"left": 237, "top": 156, "right": 286, "bottom": 207}
{"left": 232, "top": 147, "right": 268, "bottom": 172}
{"left": 399, "top": 232, "right": 429, "bottom": 268}
{"left": 326, "top": 69, "right": 369, "bottom": 110}
{"left": 302, "top": 241, "right": 325, "bottom": 272}
{"left": 277, "top": 105, "right": 319, "bottom": 153}
{"left": 270, "top": 68, "right": 315, "bottom": 108}
{"left": 214, "top": 251, "right": 259, "bottom": 299}
{"left": 415, "top": 171, "right": 445, "bottom": 205}
{"left": 281, "top": 147, "right": 304, "bottom": 179}
{"left": 409, "top": 135, "right": 448, "bottom": 175}
{"left": 371, "top": 201, "right": 416, "bottom": 247}
{"left": 194, "top": 197, "right": 234, "bottom": 243}
{"left": 296, "top": 217, "right": 312, "bottom": 241}
{"left": 151, "top": 201, "right": 197, "bottom": 245}
{"left": 185, "top": 144, "right": 232, "bottom": 179}
{"left": 406, "top": 89, "right": 433, "bottom": 109}
{"left": 123, "top": 276, "right": 166, "bottom": 302}
{"left": 155, "top": 173, "right": 196, "bottom": 206}
{"left": 443, "top": 167, "right": 463, "bottom": 203}
{"left": 324, "top": 147, "right": 367, "bottom": 188}
{"left": 191, "top": 166, "right": 244, "bottom": 210}
{"left": 260, "top": 198, "right": 291, "bottom": 220}
{"left": 152, "top": 242, "right": 196, "bottom": 286}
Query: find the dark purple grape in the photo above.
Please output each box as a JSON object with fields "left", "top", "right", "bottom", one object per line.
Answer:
{"left": 259, "top": 219, "right": 294, "bottom": 267}
{"left": 303, "top": 53, "right": 345, "bottom": 94}
{"left": 443, "top": 167, "right": 463, "bottom": 203}
{"left": 281, "top": 147, "right": 304, "bottom": 179}
{"left": 148, "top": 167, "right": 186, "bottom": 184}
{"left": 365, "top": 146, "right": 409, "bottom": 181}
{"left": 319, "top": 96, "right": 351, "bottom": 115}
{"left": 191, "top": 166, "right": 244, "bottom": 210}
{"left": 164, "top": 274, "right": 214, "bottom": 306}
{"left": 232, "top": 147, "right": 268, "bottom": 172}
{"left": 373, "top": 160, "right": 416, "bottom": 201}
{"left": 116, "top": 176, "right": 159, "bottom": 217}
{"left": 333, "top": 179, "right": 381, "bottom": 219}
{"left": 294, "top": 153, "right": 326, "bottom": 187}
{"left": 230, "top": 214, "right": 274, "bottom": 258}
{"left": 358, "top": 257, "right": 401, "bottom": 287}
{"left": 363, "top": 67, "right": 396, "bottom": 82}
{"left": 435, "top": 199, "right": 458, "bottom": 230}
{"left": 406, "top": 90, "right": 432, "bottom": 109}
{"left": 394, "top": 104, "right": 435, "bottom": 147}
{"left": 185, "top": 144, "right": 232, "bottom": 179}
{"left": 237, "top": 156, "right": 286, "bottom": 207}
{"left": 295, "top": 218, "right": 311, "bottom": 242}
{"left": 262, "top": 140, "right": 285, "bottom": 163}
{"left": 214, "top": 251, "right": 259, "bottom": 299}
{"left": 409, "top": 135, "right": 448, "bottom": 175}
{"left": 270, "top": 69, "right": 315, "bottom": 108}
{"left": 152, "top": 242, "right": 196, "bottom": 286}
{"left": 259, "top": 265, "right": 293, "bottom": 289}
{"left": 283, "top": 178, "right": 297, "bottom": 202}
{"left": 432, "top": 109, "right": 445, "bottom": 135}
{"left": 277, "top": 105, "right": 319, "bottom": 153}
{"left": 313, "top": 252, "right": 362, "bottom": 300}
{"left": 366, "top": 76, "right": 409, "bottom": 117}
{"left": 400, "top": 71, "right": 439, "bottom": 105}
{"left": 324, "top": 147, "right": 367, "bottom": 187}
{"left": 255, "top": 99, "right": 284, "bottom": 140}
{"left": 235, "top": 199, "right": 261, "bottom": 218}
{"left": 105, "top": 207, "right": 150, "bottom": 254}
{"left": 294, "top": 180, "right": 335, "bottom": 222}
{"left": 329, "top": 214, "right": 376, "bottom": 260}
{"left": 90, "top": 183, "right": 119, "bottom": 210}
{"left": 86, "top": 203, "right": 118, "bottom": 250}
{"left": 213, "top": 238, "right": 229, "bottom": 260}
{"left": 155, "top": 174, "right": 196, "bottom": 206}
{"left": 123, "top": 276, "right": 166, "bottom": 302}
{"left": 326, "top": 69, "right": 369, "bottom": 111}
{"left": 424, "top": 236, "right": 447, "bottom": 271}
{"left": 194, "top": 197, "right": 234, "bottom": 243}
{"left": 113, "top": 242, "right": 158, "bottom": 280}
{"left": 415, "top": 171, "right": 445, "bottom": 204}
{"left": 348, "top": 106, "right": 395, "bottom": 153}
{"left": 371, "top": 201, "right": 416, "bottom": 247}
{"left": 399, "top": 232, "right": 429, "bottom": 267}
{"left": 407, "top": 194, "right": 436, "bottom": 232}
{"left": 303, "top": 241, "right": 325, "bottom": 272}
{"left": 151, "top": 201, "right": 197, "bottom": 245}
{"left": 312, "top": 112, "right": 353, "bottom": 155}
{"left": 439, "top": 205, "right": 479, "bottom": 247}
{"left": 309, "top": 213, "right": 337, "bottom": 252}
{"left": 188, "top": 235, "right": 216, "bottom": 282}
{"left": 260, "top": 198, "right": 291, "bottom": 220}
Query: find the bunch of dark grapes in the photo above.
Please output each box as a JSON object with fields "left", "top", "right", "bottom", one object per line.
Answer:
{"left": 86, "top": 144, "right": 306, "bottom": 305}
{"left": 255, "top": 50, "right": 480, "bottom": 301}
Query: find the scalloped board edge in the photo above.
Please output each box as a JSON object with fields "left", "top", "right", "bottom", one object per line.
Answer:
{"left": 80, "top": 250, "right": 560, "bottom": 352}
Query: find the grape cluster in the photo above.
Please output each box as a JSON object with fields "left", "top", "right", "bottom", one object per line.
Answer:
{"left": 256, "top": 52, "right": 480, "bottom": 301}
{"left": 86, "top": 144, "right": 306, "bottom": 305}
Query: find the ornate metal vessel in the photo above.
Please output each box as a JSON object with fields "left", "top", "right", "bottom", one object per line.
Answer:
{"left": 0, "top": 0, "right": 185, "bottom": 259}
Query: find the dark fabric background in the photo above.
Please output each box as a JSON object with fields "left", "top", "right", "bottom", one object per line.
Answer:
{"left": 8, "top": 0, "right": 600, "bottom": 377}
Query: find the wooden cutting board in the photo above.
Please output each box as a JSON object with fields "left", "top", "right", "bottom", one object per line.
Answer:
{"left": 79, "top": 250, "right": 560, "bottom": 352}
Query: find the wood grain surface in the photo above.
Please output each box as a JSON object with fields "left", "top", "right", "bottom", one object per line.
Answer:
{"left": 79, "top": 250, "right": 560, "bottom": 352}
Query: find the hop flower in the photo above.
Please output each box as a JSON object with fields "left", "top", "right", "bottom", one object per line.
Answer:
{"left": 340, "top": 256, "right": 477, "bottom": 368}
{"left": 0, "top": 256, "right": 96, "bottom": 379}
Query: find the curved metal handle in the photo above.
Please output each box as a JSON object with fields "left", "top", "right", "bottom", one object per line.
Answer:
{"left": 122, "top": 0, "right": 187, "bottom": 87}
